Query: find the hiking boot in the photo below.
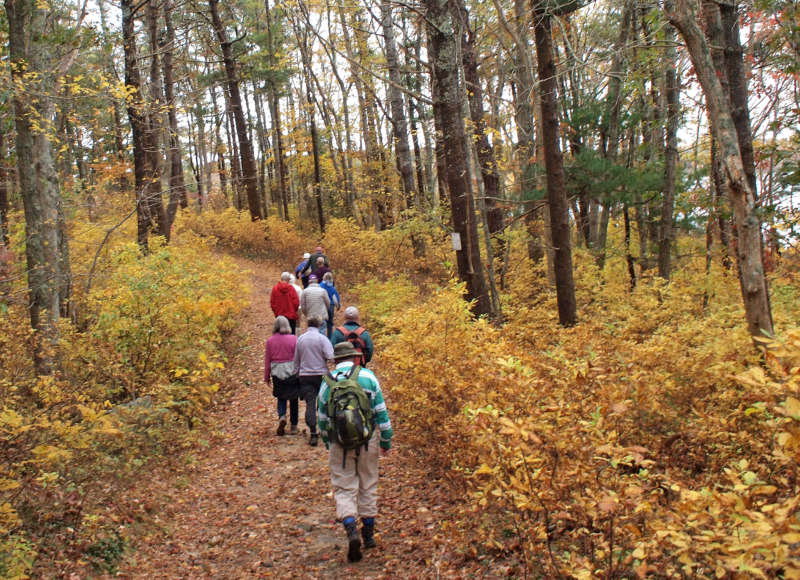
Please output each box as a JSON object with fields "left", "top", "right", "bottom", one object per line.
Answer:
{"left": 289, "top": 424, "right": 298, "bottom": 435}
{"left": 276, "top": 417, "right": 286, "bottom": 436}
{"left": 361, "top": 521, "right": 376, "bottom": 549}
{"left": 345, "top": 521, "right": 362, "bottom": 562}
{"left": 309, "top": 433, "right": 319, "bottom": 446}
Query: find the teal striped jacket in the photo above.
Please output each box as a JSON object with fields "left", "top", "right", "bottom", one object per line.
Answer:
{"left": 318, "top": 362, "right": 393, "bottom": 450}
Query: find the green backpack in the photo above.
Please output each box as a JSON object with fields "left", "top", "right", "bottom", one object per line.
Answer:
{"left": 323, "top": 366, "right": 375, "bottom": 467}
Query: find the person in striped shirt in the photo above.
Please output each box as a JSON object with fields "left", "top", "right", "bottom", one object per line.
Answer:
{"left": 318, "top": 341, "right": 393, "bottom": 563}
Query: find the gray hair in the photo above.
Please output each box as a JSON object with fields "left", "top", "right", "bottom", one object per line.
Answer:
{"left": 307, "top": 316, "right": 322, "bottom": 328}
{"left": 323, "top": 272, "right": 333, "bottom": 283}
{"left": 281, "top": 271, "right": 291, "bottom": 282}
{"left": 316, "top": 256, "right": 325, "bottom": 265}
{"left": 273, "top": 315, "right": 292, "bottom": 334}
{"left": 344, "top": 306, "right": 359, "bottom": 320}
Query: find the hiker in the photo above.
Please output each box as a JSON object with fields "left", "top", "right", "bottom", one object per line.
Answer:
{"left": 318, "top": 341, "right": 393, "bottom": 563}
{"left": 319, "top": 272, "right": 341, "bottom": 338}
{"left": 300, "top": 274, "right": 330, "bottom": 327}
{"left": 293, "top": 316, "right": 334, "bottom": 446}
{"left": 310, "top": 256, "right": 332, "bottom": 282}
{"left": 331, "top": 306, "right": 373, "bottom": 367}
{"left": 301, "top": 246, "right": 328, "bottom": 279}
{"left": 270, "top": 272, "right": 300, "bottom": 335}
{"left": 289, "top": 273, "right": 303, "bottom": 305}
{"left": 265, "top": 315, "right": 300, "bottom": 436}
{"left": 295, "top": 252, "right": 311, "bottom": 288}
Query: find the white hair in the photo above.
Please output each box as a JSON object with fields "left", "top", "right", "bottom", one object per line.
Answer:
{"left": 344, "top": 306, "right": 359, "bottom": 320}
{"left": 281, "top": 272, "right": 291, "bottom": 282}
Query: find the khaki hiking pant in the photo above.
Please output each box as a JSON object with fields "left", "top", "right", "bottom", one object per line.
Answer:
{"left": 328, "top": 431, "right": 380, "bottom": 520}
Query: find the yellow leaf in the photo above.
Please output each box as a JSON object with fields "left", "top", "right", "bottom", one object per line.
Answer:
{"left": 786, "top": 397, "right": 800, "bottom": 418}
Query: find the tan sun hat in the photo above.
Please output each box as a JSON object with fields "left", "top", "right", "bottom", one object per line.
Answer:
{"left": 333, "top": 341, "right": 360, "bottom": 360}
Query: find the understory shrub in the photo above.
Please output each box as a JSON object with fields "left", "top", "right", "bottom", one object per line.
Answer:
{"left": 0, "top": 225, "right": 248, "bottom": 576}
{"left": 353, "top": 235, "right": 800, "bottom": 578}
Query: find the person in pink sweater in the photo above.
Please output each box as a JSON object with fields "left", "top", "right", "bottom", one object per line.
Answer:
{"left": 265, "top": 316, "right": 300, "bottom": 435}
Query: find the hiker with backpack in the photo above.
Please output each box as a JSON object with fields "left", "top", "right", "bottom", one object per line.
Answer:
{"left": 330, "top": 306, "right": 373, "bottom": 367}
{"left": 293, "top": 316, "right": 334, "bottom": 446}
{"left": 318, "top": 341, "right": 393, "bottom": 563}
{"left": 270, "top": 272, "right": 301, "bottom": 335}
{"left": 319, "top": 272, "right": 341, "bottom": 338}
{"left": 265, "top": 316, "right": 300, "bottom": 436}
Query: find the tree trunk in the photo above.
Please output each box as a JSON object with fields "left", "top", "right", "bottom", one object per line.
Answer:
{"left": 533, "top": 6, "right": 576, "bottom": 326}
{"left": 0, "top": 133, "right": 9, "bottom": 245}
{"left": 264, "top": 0, "right": 290, "bottom": 220}
{"left": 209, "top": 0, "right": 262, "bottom": 220}
{"left": 425, "top": 0, "right": 491, "bottom": 316}
{"left": 658, "top": 10, "right": 680, "bottom": 280}
{"left": 381, "top": 0, "right": 417, "bottom": 206}
{"left": 122, "top": 0, "right": 158, "bottom": 250}
{"left": 459, "top": 2, "right": 503, "bottom": 238}
{"left": 596, "top": 1, "right": 633, "bottom": 267}
{"left": 145, "top": 0, "right": 168, "bottom": 238}
{"left": 162, "top": 0, "right": 187, "bottom": 233}
{"left": 668, "top": 0, "right": 773, "bottom": 338}
{"left": 6, "top": 0, "right": 68, "bottom": 374}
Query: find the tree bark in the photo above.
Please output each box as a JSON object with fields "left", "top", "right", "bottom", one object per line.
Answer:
{"left": 425, "top": 0, "right": 491, "bottom": 316}
{"left": 209, "top": 0, "right": 262, "bottom": 220}
{"left": 264, "top": 0, "right": 290, "bottom": 220}
{"left": 145, "top": 0, "right": 167, "bottom": 238}
{"left": 162, "top": 0, "right": 187, "bottom": 233}
{"left": 6, "top": 0, "right": 68, "bottom": 374}
{"left": 381, "top": 0, "right": 417, "bottom": 206}
{"left": 658, "top": 9, "right": 680, "bottom": 280}
{"left": 459, "top": 2, "right": 503, "bottom": 239}
{"left": 122, "top": 0, "right": 159, "bottom": 250}
{"left": 668, "top": 0, "right": 773, "bottom": 338}
{"left": 533, "top": 6, "right": 576, "bottom": 326}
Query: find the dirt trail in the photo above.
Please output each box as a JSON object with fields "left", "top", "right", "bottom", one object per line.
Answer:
{"left": 115, "top": 256, "right": 451, "bottom": 579}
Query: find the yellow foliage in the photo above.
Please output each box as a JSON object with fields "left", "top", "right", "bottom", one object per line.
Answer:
{"left": 356, "top": 232, "right": 800, "bottom": 577}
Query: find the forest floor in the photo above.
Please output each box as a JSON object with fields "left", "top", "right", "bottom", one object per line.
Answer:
{"left": 112, "top": 256, "right": 471, "bottom": 579}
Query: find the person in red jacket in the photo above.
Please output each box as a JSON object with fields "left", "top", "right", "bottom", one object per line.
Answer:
{"left": 270, "top": 272, "right": 301, "bottom": 334}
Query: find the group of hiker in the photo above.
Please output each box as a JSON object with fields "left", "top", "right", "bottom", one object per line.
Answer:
{"left": 264, "top": 247, "right": 392, "bottom": 563}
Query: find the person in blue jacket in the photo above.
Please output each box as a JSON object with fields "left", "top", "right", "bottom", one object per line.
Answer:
{"left": 295, "top": 252, "right": 311, "bottom": 288}
{"left": 319, "top": 272, "right": 341, "bottom": 338}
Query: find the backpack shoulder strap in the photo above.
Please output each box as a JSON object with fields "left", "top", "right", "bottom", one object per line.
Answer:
{"left": 348, "top": 365, "right": 361, "bottom": 381}
{"left": 352, "top": 326, "right": 366, "bottom": 337}
{"left": 336, "top": 325, "right": 348, "bottom": 336}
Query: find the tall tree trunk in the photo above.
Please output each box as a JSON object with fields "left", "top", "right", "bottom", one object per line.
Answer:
{"left": 145, "top": 0, "right": 167, "bottom": 238}
{"left": 209, "top": 0, "right": 262, "bottom": 220}
{"left": 0, "top": 133, "right": 9, "bottom": 245}
{"left": 263, "top": 0, "right": 290, "bottom": 219}
{"left": 533, "top": 6, "right": 576, "bottom": 326}
{"left": 509, "top": 0, "right": 542, "bottom": 263}
{"left": 208, "top": 83, "right": 228, "bottom": 202}
{"left": 658, "top": 11, "right": 680, "bottom": 280}
{"left": 425, "top": 0, "right": 491, "bottom": 316}
{"left": 668, "top": 0, "right": 773, "bottom": 339}
{"left": 597, "top": 1, "right": 633, "bottom": 266}
{"left": 162, "top": 0, "right": 187, "bottom": 233}
{"left": 459, "top": 2, "right": 503, "bottom": 238}
{"left": 720, "top": 2, "right": 757, "bottom": 197}
{"left": 6, "top": 0, "right": 67, "bottom": 374}
{"left": 381, "top": 0, "right": 417, "bottom": 206}
{"left": 122, "top": 0, "right": 159, "bottom": 250}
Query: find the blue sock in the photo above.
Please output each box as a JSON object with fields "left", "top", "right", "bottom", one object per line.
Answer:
{"left": 343, "top": 516, "right": 356, "bottom": 527}
{"left": 362, "top": 517, "right": 374, "bottom": 526}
